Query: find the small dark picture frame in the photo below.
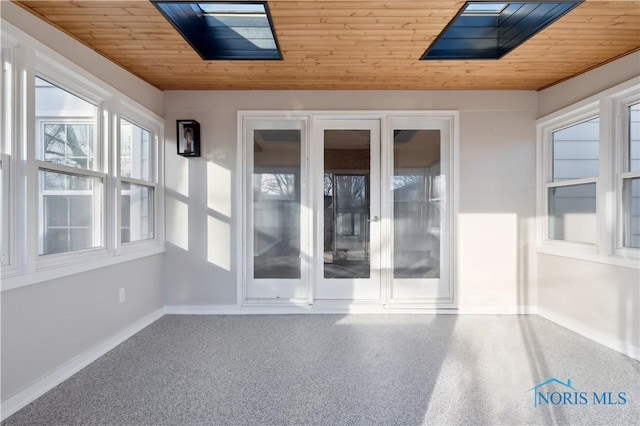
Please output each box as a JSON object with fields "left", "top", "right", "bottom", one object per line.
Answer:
{"left": 177, "top": 119, "right": 200, "bottom": 157}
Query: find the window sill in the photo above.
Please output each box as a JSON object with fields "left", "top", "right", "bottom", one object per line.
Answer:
{"left": 1, "top": 242, "right": 165, "bottom": 292}
{"left": 537, "top": 244, "right": 640, "bottom": 269}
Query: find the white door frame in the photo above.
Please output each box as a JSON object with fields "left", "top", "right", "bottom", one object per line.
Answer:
{"left": 238, "top": 111, "right": 458, "bottom": 309}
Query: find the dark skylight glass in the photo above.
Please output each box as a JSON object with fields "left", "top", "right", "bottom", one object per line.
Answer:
{"left": 421, "top": 1, "right": 584, "bottom": 60}
{"left": 151, "top": 1, "right": 281, "bottom": 60}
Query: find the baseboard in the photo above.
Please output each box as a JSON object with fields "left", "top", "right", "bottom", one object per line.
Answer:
{"left": 165, "top": 304, "right": 241, "bottom": 314}
{"left": 458, "top": 305, "right": 537, "bottom": 314}
{"left": 164, "top": 304, "right": 537, "bottom": 315}
{"left": 0, "top": 307, "right": 165, "bottom": 421}
{"left": 537, "top": 307, "right": 640, "bottom": 361}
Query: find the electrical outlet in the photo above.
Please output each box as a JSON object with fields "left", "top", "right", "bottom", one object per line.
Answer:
{"left": 119, "top": 287, "right": 126, "bottom": 304}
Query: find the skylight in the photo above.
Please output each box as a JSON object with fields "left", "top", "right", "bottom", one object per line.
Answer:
{"left": 462, "top": 3, "right": 508, "bottom": 15}
{"left": 198, "top": 3, "right": 266, "bottom": 14}
{"left": 151, "top": 1, "right": 281, "bottom": 60}
{"left": 421, "top": 1, "right": 584, "bottom": 60}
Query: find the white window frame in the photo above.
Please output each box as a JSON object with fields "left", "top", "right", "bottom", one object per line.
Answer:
{"left": 613, "top": 91, "right": 640, "bottom": 258}
{"left": 538, "top": 104, "right": 600, "bottom": 255}
{"left": 33, "top": 69, "right": 110, "bottom": 270}
{"left": 116, "top": 102, "right": 163, "bottom": 255}
{"left": 537, "top": 77, "right": 640, "bottom": 268}
{"left": 1, "top": 40, "right": 17, "bottom": 277}
{"left": 0, "top": 21, "right": 165, "bottom": 291}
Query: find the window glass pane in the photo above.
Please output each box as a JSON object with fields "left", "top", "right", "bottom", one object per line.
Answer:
{"left": 2, "top": 47, "right": 11, "bottom": 265}
{"left": 40, "top": 170, "right": 102, "bottom": 255}
{"left": 120, "top": 118, "right": 151, "bottom": 180}
{"left": 324, "top": 130, "right": 371, "bottom": 279}
{"left": 2, "top": 47, "right": 10, "bottom": 156}
{"left": 393, "top": 129, "right": 441, "bottom": 279}
{"left": 36, "top": 78, "right": 96, "bottom": 170}
{"left": 623, "top": 177, "right": 640, "bottom": 248}
{"left": 552, "top": 117, "right": 599, "bottom": 182}
{"left": 548, "top": 183, "right": 597, "bottom": 244}
{"left": 253, "top": 129, "right": 301, "bottom": 279}
{"left": 121, "top": 182, "right": 154, "bottom": 243}
{"left": 629, "top": 103, "right": 640, "bottom": 173}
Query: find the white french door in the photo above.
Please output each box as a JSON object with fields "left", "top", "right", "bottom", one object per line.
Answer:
{"left": 243, "top": 118, "right": 310, "bottom": 302}
{"left": 312, "top": 119, "right": 382, "bottom": 301}
{"left": 241, "top": 112, "right": 455, "bottom": 307}
{"left": 385, "top": 117, "right": 452, "bottom": 304}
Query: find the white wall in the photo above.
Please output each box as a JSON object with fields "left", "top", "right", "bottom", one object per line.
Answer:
{"left": 537, "top": 254, "right": 639, "bottom": 357}
{"left": 1, "top": 1, "right": 166, "bottom": 408}
{"left": 1, "top": 255, "right": 165, "bottom": 401}
{"left": 537, "top": 53, "right": 640, "bottom": 359}
{"left": 163, "top": 90, "right": 538, "bottom": 311}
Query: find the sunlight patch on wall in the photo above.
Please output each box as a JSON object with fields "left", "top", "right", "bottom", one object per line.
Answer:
{"left": 459, "top": 213, "right": 518, "bottom": 305}
{"left": 207, "top": 161, "right": 231, "bottom": 217}
{"left": 166, "top": 198, "right": 189, "bottom": 250}
{"left": 166, "top": 154, "right": 189, "bottom": 197}
{"left": 208, "top": 215, "right": 230, "bottom": 271}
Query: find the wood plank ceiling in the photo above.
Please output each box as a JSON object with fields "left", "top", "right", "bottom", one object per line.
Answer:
{"left": 11, "top": 0, "right": 640, "bottom": 90}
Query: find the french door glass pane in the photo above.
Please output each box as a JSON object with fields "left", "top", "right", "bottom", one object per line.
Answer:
{"left": 324, "top": 130, "right": 371, "bottom": 278}
{"left": 548, "top": 183, "right": 597, "bottom": 244}
{"left": 393, "top": 130, "right": 441, "bottom": 279}
{"left": 253, "top": 129, "right": 301, "bottom": 279}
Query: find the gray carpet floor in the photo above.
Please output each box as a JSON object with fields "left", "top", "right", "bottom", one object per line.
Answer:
{"left": 3, "top": 314, "right": 639, "bottom": 425}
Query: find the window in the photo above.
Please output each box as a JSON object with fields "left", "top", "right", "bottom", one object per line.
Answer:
{"left": 35, "top": 77, "right": 104, "bottom": 255}
{"left": 547, "top": 117, "right": 599, "bottom": 244}
{"left": 537, "top": 77, "right": 640, "bottom": 267}
{"left": 120, "top": 118, "right": 155, "bottom": 244}
{"left": 620, "top": 102, "right": 640, "bottom": 249}
{"left": 1, "top": 22, "right": 164, "bottom": 290}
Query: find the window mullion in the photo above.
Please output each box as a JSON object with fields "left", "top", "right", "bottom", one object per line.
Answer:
{"left": 545, "top": 177, "right": 597, "bottom": 188}
{"left": 121, "top": 176, "right": 156, "bottom": 188}
{"left": 35, "top": 160, "right": 107, "bottom": 180}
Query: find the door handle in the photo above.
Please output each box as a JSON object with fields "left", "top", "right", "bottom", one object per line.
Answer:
{"left": 366, "top": 216, "right": 380, "bottom": 223}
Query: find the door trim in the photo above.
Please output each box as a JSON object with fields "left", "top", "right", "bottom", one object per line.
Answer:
{"left": 237, "top": 111, "right": 459, "bottom": 309}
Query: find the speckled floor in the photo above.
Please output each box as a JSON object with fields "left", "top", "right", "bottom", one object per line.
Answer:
{"left": 3, "top": 314, "right": 639, "bottom": 425}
